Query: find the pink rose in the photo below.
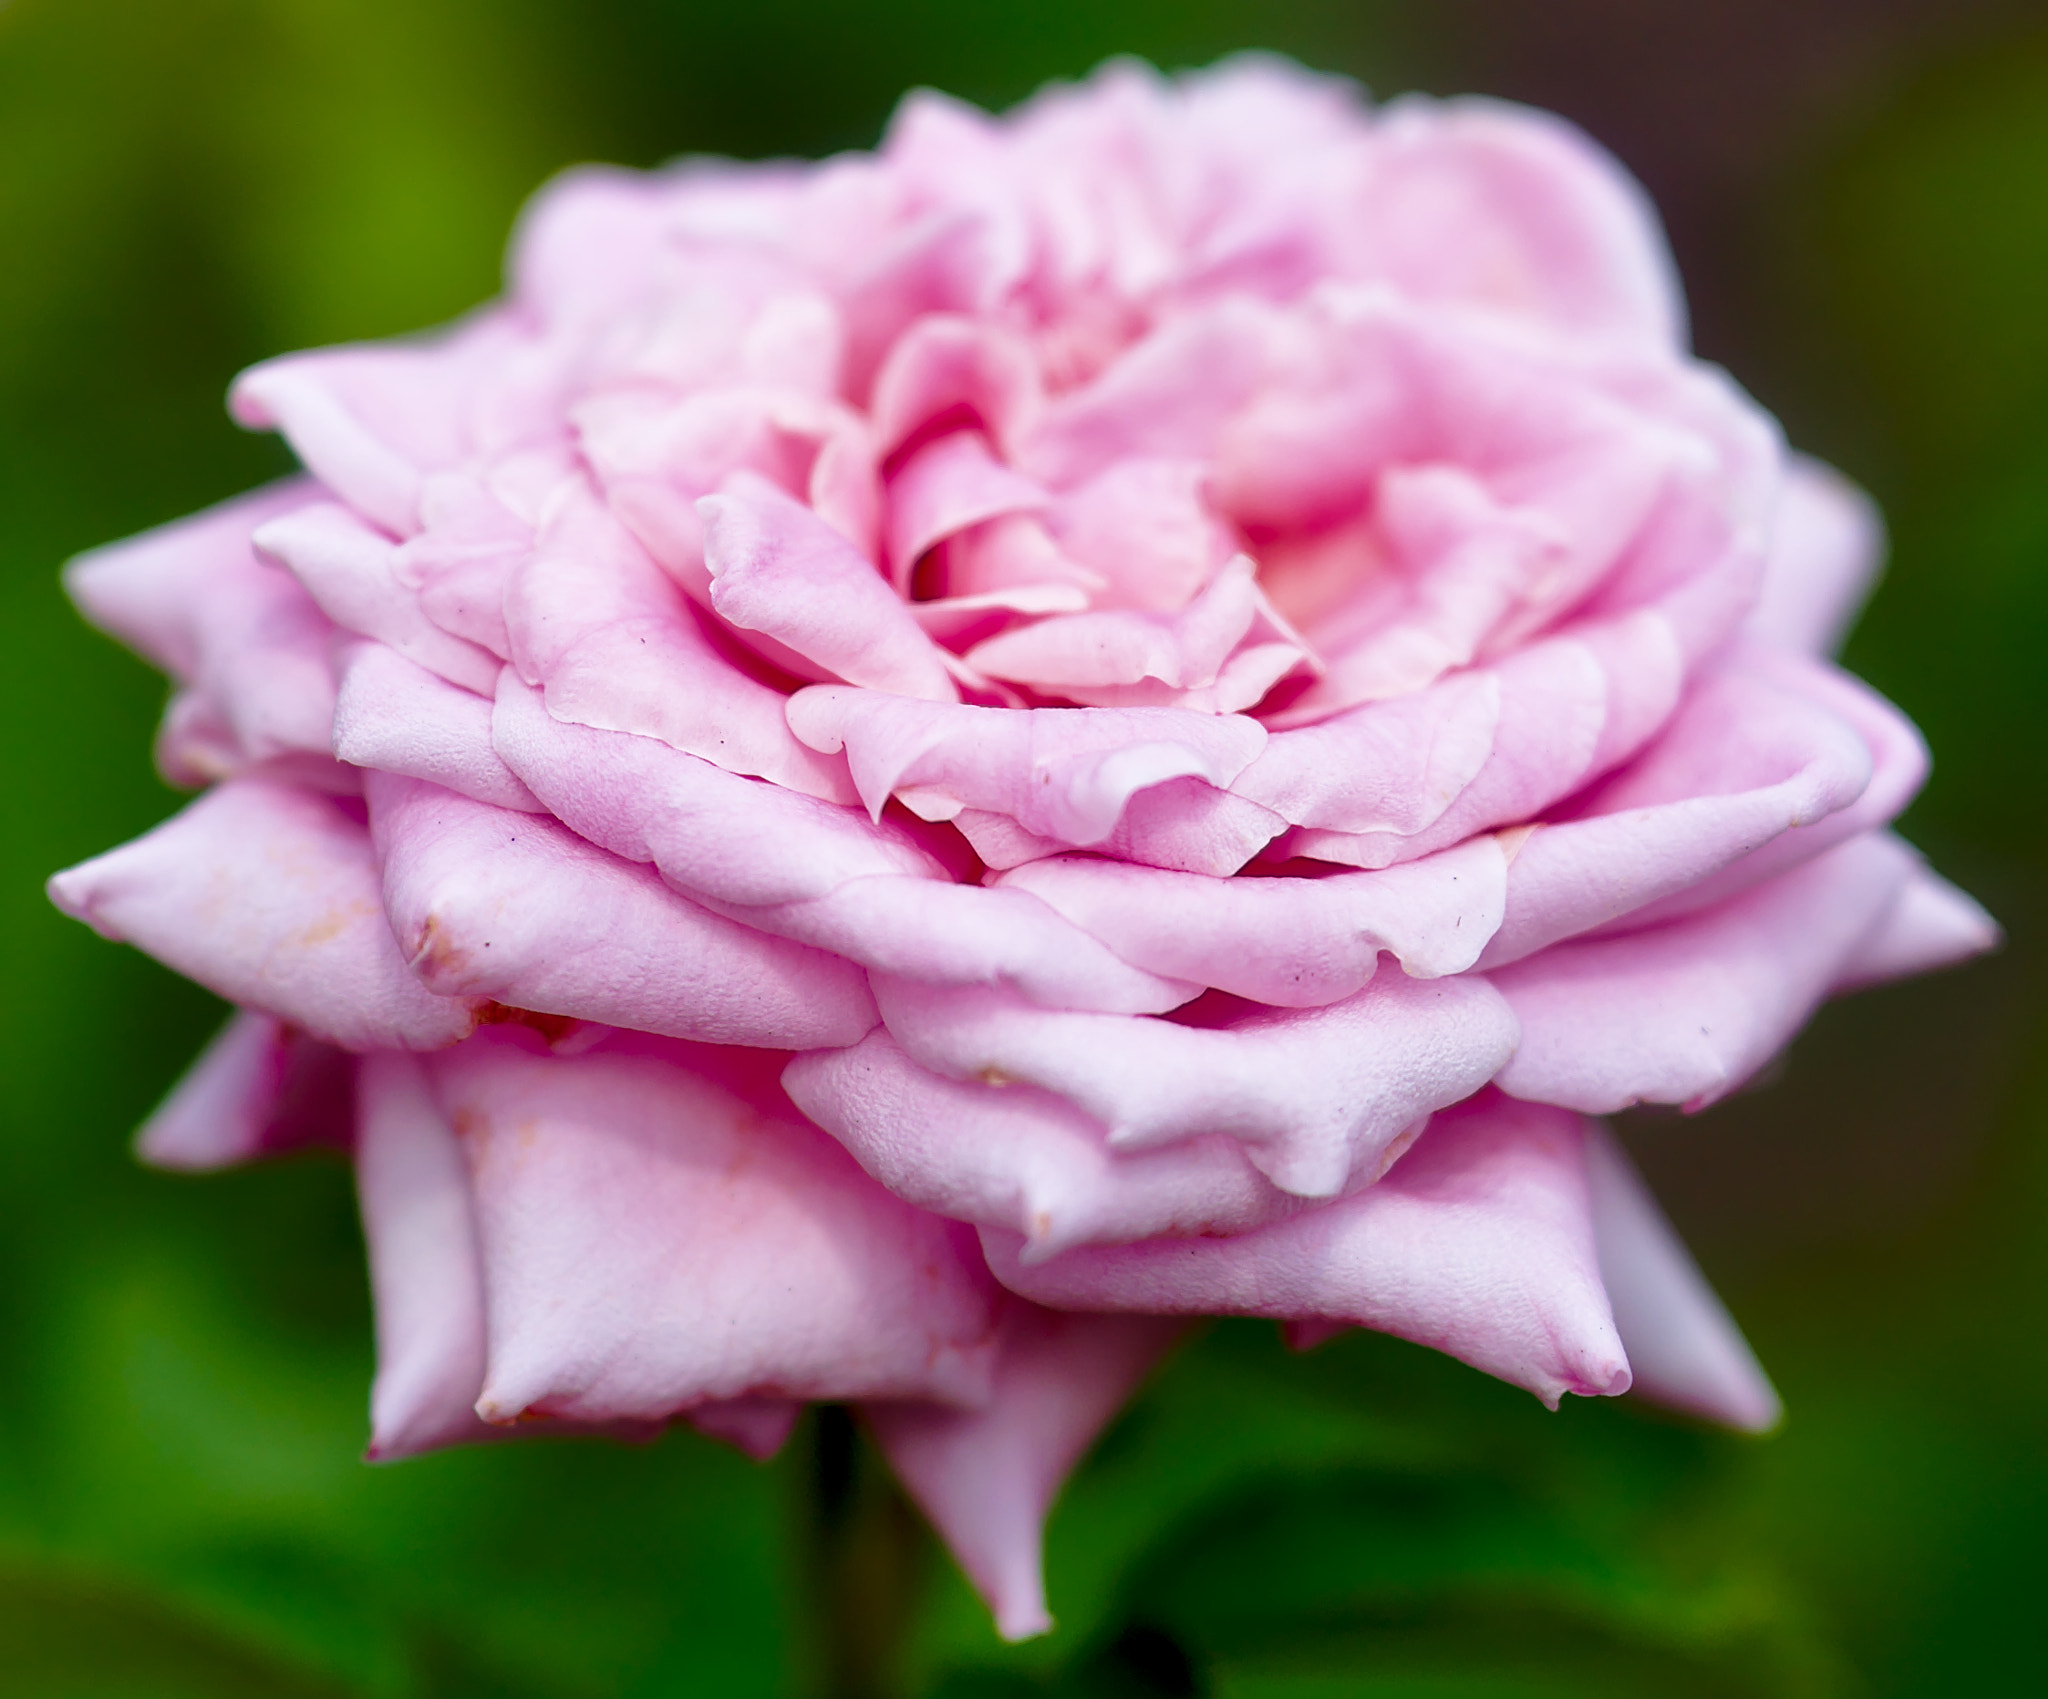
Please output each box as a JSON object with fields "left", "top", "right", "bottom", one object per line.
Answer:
{"left": 50, "top": 58, "right": 1994, "bottom": 1638}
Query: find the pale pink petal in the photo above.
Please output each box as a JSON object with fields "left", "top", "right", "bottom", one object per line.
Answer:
{"left": 1745, "top": 457, "right": 1883, "bottom": 657}
{"left": 1043, "top": 458, "right": 1236, "bottom": 612}
{"left": 700, "top": 475, "right": 956, "bottom": 700}
{"left": 490, "top": 671, "right": 942, "bottom": 907}
{"left": 988, "top": 1093, "right": 1630, "bottom": 1409}
{"left": 333, "top": 646, "right": 544, "bottom": 813}
{"left": 252, "top": 500, "right": 502, "bottom": 695}
{"left": 368, "top": 772, "right": 877, "bottom": 1049}
{"left": 997, "top": 833, "right": 1508, "bottom": 1006}
{"left": 873, "top": 969, "right": 1518, "bottom": 1199}
{"left": 785, "top": 1029, "right": 1305, "bottom": 1257}
{"left": 435, "top": 1031, "right": 1004, "bottom": 1422}
{"left": 1584, "top": 1124, "right": 1779, "bottom": 1432}
{"left": 867, "top": 1306, "right": 1186, "bottom": 1641}
{"left": 1601, "top": 649, "right": 1926, "bottom": 934}
{"left": 501, "top": 483, "right": 858, "bottom": 802}
{"left": 135, "top": 1009, "right": 352, "bottom": 1171}
{"left": 356, "top": 1049, "right": 493, "bottom": 1459}
{"left": 1360, "top": 96, "right": 1684, "bottom": 346}
{"left": 868, "top": 313, "right": 1042, "bottom": 456}
{"left": 719, "top": 876, "right": 1196, "bottom": 1017}
{"left": 885, "top": 430, "right": 1047, "bottom": 587}
{"left": 1477, "top": 654, "right": 1880, "bottom": 968}
{"left": 64, "top": 480, "right": 342, "bottom": 784}
{"left": 785, "top": 686, "right": 1266, "bottom": 846}
{"left": 47, "top": 780, "right": 476, "bottom": 1051}
{"left": 1832, "top": 852, "right": 2000, "bottom": 991}
{"left": 1493, "top": 832, "right": 1917, "bottom": 1114}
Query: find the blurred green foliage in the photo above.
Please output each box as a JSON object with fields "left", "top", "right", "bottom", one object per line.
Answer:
{"left": 1, "top": 2, "right": 2043, "bottom": 1694}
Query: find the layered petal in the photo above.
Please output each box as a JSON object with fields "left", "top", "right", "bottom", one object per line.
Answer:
{"left": 368, "top": 773, "right": 878, "bottom": 1049}
{"left": 48, "top": 780, "right": 476, "bottom": 1051}
{"left": 867, "top": 1307, "right": 1186, "bottom": 1640}
{"left": 434, "top": 1031, "right": 1004, "bottom": 1422}
{"left": 873, "top": 969, "right": 1518, "bottom": 1198}
{"left": 1493, "top": 832, "right": 1918, "bottom": 1114}
{"left": 135, "top": 1009, "right": 353, "bottom": 1171}
{"left": 989, "top": 1094, "right": 1630, "bottom": 1408}
{"left": 1586, "top": 1126, "right": 1779, "bottom": 1431}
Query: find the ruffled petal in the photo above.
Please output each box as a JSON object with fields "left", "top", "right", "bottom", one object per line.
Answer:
{"left": 433, "top": 1031, "right": 1004, "bottom": 1422}
{"left": 997, "top": 832, "right": 1508, "bottom": 1006}
{"left": 987, "top": 1093, "right": 1630, "bottom": 1409}
{"left": 490, "top": 671, "right": 941, "bottom": 906}
{"left": 785, "top": 1029, "right": 1305, "bottom": 1257}
{"left": 64, "top": 479, "right": 342, "bottom": 784}
{"left": 1493, "top": 832, "right": 1917, "bottom": 1113}
{"left": 867, "top": 1306, "right": 1186, "bottom": 1640}
{"left": 786, "top": 686, "right": 1266, "bottom": 847}
{"left": 700, "top": 475, "right": 956, "bottom": 700}
{"left": 1744, "top": 456, "right": 1883, "bottom": 657}
{"left": 356, "top": 1049, "right": 494, "bottom": 1459}
{"left": 872, "top": 969, "right": 1518, "bottom": 1199}
{"left": 334, "top": 646, "right": 544, "bottom": 813}
{"left": 1585, "top": 1125, "right": 1779, "bottom": 1432}
{"left": 368, "top": 773, "right": 878, "bottom": 1049}
{"left": 47, "top": 779, "right": 477, "bottom": 1051}
{"left": 253, "top": 501, "right": 502, "bottom": 694}
{"left": 134, "top": 1009, "right": 353, "bottom": 1171}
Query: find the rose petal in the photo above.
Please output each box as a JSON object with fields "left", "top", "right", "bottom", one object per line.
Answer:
{"left": 334, "top": 646, "right": 545, "bottom": 813}
{"left": 786, "top": 686, "right": 1266, "bottom": 847}
{"left": 987, "top": 1093, "right": 1630, "bottom": 1409}
{"left": 997, "top": 832, "right": 1508, "bottom": 1005}
{"left": 1745, "top": 456, "right": 1883, "bottom": 657}
{"left": 357, "top": 1049, "right": 493, "bottom": 1459}
{"left": 47, "top": 779, "right": 476, "bottom": 1051}
{"left": 253, "top": 501, "right": 503, "bottom": 694}
{"left": 369, "top": 773, "right": 878, "bottom": 1049}
{"left": 1585, "top": 1124, "right": 1779, "bottom": 1432}
{"left": 134, "top": 1009, "right": 353, "bottom": 1171}
{"left": 435, "top": 1031, "right": 1003, "bottom": 1422}
{"left": 873, "top": 969, "right": 1518, "bottom": 1199}
{"left": 1832, "top": 855, "right": 2000, "bottom": 991}
{"left": 867, "top": 1306, "right": 1186, "bottom": 1641}
{"left": 700, "top": 474, "right": 956, "bottom": 700}
{"left": 786, "top": 1029, "right": 1305, "bottom": 1256}
{"left": 1493, "top": 832, "right": 1917, "bottom": 1113}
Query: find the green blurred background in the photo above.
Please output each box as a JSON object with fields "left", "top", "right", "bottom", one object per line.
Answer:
{"left": 2, "top": 2, "right": 2044, "bottom": 1693}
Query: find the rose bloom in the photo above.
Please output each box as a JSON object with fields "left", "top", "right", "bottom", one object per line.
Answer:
{"left": 50, "top": 59, "right": 1994, "bottom": 1638}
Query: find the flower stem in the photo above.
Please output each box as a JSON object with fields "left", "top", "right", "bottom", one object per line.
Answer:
{"left": 803, "top": 1406, "right": 928, "bottom": 1699}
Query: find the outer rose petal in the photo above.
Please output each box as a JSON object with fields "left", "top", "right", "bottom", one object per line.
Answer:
{"left": 785, "top": 1029, "right": 1307, "bottom": 1257}
{"left": 988, "top": 1093, "right": 1630, "bottom": 1409}
{"left": 867, "top": 1307, "right": 1187, "bottom": 1641}
{"left": 333, "top": 646, "right": 545, "bottom": 814}
{"left": 135, "top": 1009, "right": 352, "bottom": 1171}
{"left": 1493, "top": 832, "right": 1919, "bottom": 1114}
{"left": 1586, "top": 1125, "right": 1779, "bottom": 1432}
{"left": 1744, "top": 456, "right": 1883, "bottom": 657}
{"left": 64, "top": 479, "right": 343, "bottom": 784}
{"left": 47, "top": 780, "right": 477, "bottom": 1052}
{"left": 872, "top": 970, "right": 1519, "bottom": 1199}
{"left": 1477, "top": 652, "right": 1883, "bottom": 968}
{"left": 356, "top": 1049, "right": 494, "bottom": 1458}
{"left": 1834, "top": 861, "right": 2000, "bottom": 990}
{"left": 1361, "top": 96, "right": 1684, "bottom": 348}
{"left": 434, "top": 1031, "right": 1004, "bottom": 1422}
{"left": 367, "top": 773, "right": 878, "bottom": 1049}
